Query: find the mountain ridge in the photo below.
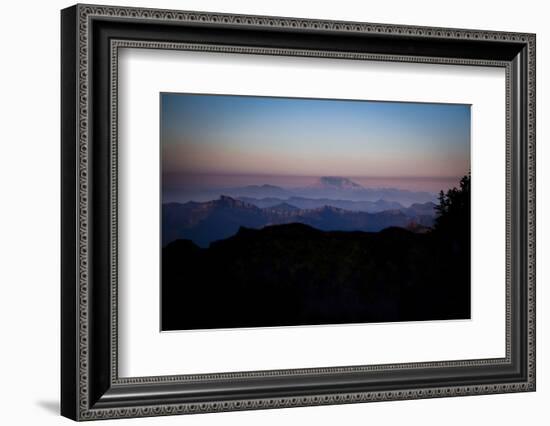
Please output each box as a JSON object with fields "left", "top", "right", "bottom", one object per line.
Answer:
{"left": 162, "top": 221, "right": 470, "bottom": 330}
{"left": 310, "top": 176, "right": 363, "bottom": 190}
{"left": 237, "top": 195, "right": 405, "bottom": 212}
{"left": 163, "top": 176, "right": 439, "bottom": 206}
{"left": 162, "top": 195, "right": 436, "bottom": 247}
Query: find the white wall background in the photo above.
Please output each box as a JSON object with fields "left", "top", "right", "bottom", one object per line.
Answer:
{"left": 0, "top": 0, "right": 546, "bottom": 424}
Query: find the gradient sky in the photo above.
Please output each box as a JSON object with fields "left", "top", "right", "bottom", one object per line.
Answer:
{"left": 161, "top": 93, "right": 470, "bottom": 185}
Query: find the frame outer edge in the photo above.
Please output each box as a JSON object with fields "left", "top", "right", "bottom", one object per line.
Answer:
{"left": 76, "top": 2, "right": 91, "bottom": 420}
{"left": 527, "top": 33, "right": 536, "bottom": 390}
{"left": 68, "top": 4, "right": 536, "bottom": 421}
{"left": 61, "top": 4, "right": 80, "bottom": 422}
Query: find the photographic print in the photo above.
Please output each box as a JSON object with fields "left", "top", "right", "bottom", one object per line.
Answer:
{"left": 161, "top": 93, "right": 471, "bottom": 331}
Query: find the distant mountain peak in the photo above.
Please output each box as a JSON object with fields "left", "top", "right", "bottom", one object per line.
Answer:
{"left": 217, "top": 195, "right": 255, "bottom": 209}
{"left": 314, "top": 176, "right": 363, "bottom": 190}
{"left": 231, "top": 184, "right": 291, "bottom": 198}
{"left": 243, "top": 184, "right": 284, "bottom": 190}
{"left": 409, "top": 201, "right": 436, "bottom": 208}
{"left": 319, "top": 205, "right": 344, "bottom": 212}
{"left": 267, "top": 202, "right": 299, "bottom": 211}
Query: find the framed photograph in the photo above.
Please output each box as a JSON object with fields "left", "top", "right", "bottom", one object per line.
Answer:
{"left": 61, "top": 4, "right": 536, "bottom": 421}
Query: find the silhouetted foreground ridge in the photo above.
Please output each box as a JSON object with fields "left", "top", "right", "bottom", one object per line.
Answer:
{"left": 162, "top": 223, "right": 470, "bottom": 330}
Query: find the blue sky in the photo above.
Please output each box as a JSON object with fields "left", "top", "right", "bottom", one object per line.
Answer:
{"left": 161, "top": 93, "right": 470, "bottom": 183}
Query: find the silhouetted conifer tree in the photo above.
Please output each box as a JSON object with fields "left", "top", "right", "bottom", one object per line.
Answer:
{"left": 434, "top": 173, "right": 470, "bottom": 237}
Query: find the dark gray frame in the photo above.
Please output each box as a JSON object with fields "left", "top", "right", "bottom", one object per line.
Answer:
{"left": 61, "top": 4, "right": 536, "bottom": 421}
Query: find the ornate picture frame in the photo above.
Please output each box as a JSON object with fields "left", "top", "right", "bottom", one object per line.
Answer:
{"left": 61, "top": 4, "right": 536, "bottom": 421}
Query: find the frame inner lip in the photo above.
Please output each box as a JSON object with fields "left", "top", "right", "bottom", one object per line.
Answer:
{"left": 109, "top": 39, "right": 513, "bottom": 385}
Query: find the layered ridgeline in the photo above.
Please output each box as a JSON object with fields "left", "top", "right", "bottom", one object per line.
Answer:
{"left": 163, "top": 195, "right": 437, "bottom": 247}
{"left": 163, "top": 176, "right": 438, "bottom": 247}
{"left": 163, "top": 176, "right": 438, "bottom": 206}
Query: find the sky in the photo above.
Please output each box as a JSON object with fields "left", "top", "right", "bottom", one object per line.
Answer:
{"left": 161, "top": 93, "right": 470, "bottom": 189}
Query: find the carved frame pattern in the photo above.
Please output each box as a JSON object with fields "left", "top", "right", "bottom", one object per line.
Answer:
{"left": 61, "top": 3, "right": 536, "bottom": 421}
